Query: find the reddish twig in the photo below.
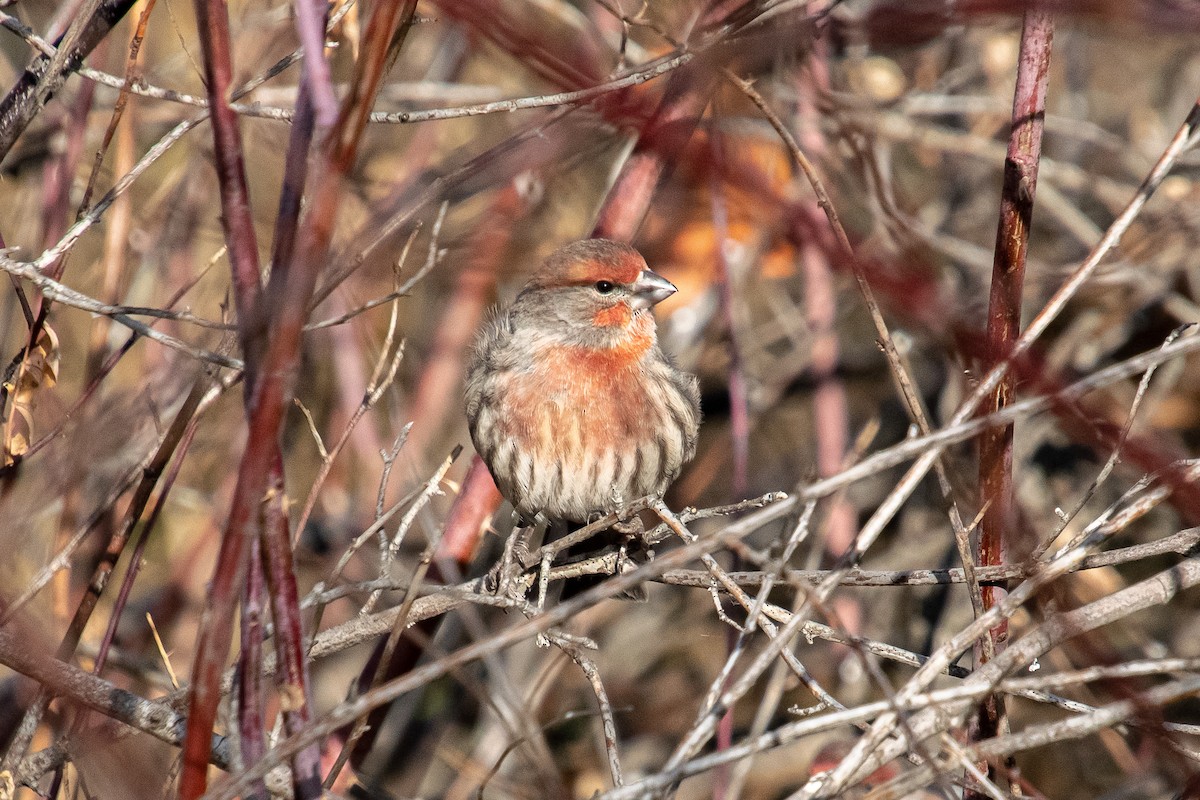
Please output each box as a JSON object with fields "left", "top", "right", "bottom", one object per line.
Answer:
{"left": 972, "top": 11, "right": 1054, "bottom": 791}
{"left": 190, "top": 0, "right": 263, "bottom": 354}
{"left": 180, "top": 0, "right": 420, "bottom": 795}
{"left": 292, "top": 0, "right": 337, "bottom": 128}
{"left": 591, "top": 69, "right": 713, "bottom": 241}
{"left": 262, "top": 456, "right": 323, "bottom": 799}
{"left": 267, "top": 62, "right": 317, "bottom": 289}
{"left": 177, "top": 0, "right": 269, "bottom": 789}
{"left": 262, "top": 42, "right": 323, "bottom": 782}
{"left": 77, "top": 0, "right": 157, "bottom": 214}
{"left": 83, "top": 16, "right": 144, "bottom": 383}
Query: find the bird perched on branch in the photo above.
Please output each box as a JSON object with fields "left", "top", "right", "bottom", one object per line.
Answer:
{"left": 465, "top": 238, "right": 700, "bottom": 540}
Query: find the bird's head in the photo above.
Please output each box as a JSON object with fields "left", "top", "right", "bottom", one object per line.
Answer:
{"left": 515, "top": 239, "right": 677, "bottom": 349}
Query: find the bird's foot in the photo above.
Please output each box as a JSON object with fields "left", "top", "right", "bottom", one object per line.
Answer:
{"left": 612, "top": 515, "right": 645, "bottom": 538}
{"left": 490, "top": 524, "right": 536, "bottom": 599}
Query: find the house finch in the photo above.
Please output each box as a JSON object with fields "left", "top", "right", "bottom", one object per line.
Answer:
{"left": 465, "top": 239, "right": 701, "bottom": 526}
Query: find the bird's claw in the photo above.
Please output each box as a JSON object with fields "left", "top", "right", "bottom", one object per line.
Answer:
{"left": 612, "top": 515, "right": 645, "bottom": 538}
{"left": 491, "top": 524, "right": 535, "bottom": 599}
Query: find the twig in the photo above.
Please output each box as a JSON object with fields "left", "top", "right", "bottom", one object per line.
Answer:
{"left": 659, "top": 524, "right": 1200, "bottom": 588}
{"left": 289, "top": 220, "right": 427, "bottom": 543}
{"left": 0, "top": 0, "right": 137, "bottom": 162}
{"left": 598, "top": 558, "right": 1200, "bottom": 799}
{"left": 361, "top": 446, "right": 460, "bottom": 615}
{"left": 0, "top": 627, "right": 231, "bottom": 770}
{"left": 550, "top": 634, "right": 625, "bottom": 788}
{"left": 972, "top": 16, "right": 1054, "bottom": 788}
{"left": 1033, "top": 325, "right": 1194, "bottom": 558}
{"left": 0, "top": 250, "right": 242, "bottom": 369}
{"left": 199, "top": 494, "right": 794, "bottom": 800}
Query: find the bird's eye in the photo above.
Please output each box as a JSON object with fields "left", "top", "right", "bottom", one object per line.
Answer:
{"left": 594, "top": 280, "right": 616, "bottom": 295}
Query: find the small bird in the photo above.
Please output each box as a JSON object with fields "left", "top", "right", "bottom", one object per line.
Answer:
{"left": 465, "top": 239, "right": 701, "bottom": 528}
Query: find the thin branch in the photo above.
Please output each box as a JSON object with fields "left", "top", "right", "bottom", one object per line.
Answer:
{"left": 973, "top": 17, "right": 1054, "bottom": 788}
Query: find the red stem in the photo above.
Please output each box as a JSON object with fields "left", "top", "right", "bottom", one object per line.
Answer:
{"left": 261, "top": 456, "right": 323, "bottom": 799}
{"left": 292, "top": 0, "right": 338, "bottom": 128}
{"left": 591, "top": 70, "right": 712, "bottom": 241}
{"left": 972, "top": 7, "right": 1054, "bottom": 794}
{"left": 180, "top": 2, "right": 419, "bottom": 796}
{"left": 190, "top": 0, "right": 262, "bottom": 335}
{"left": 178, "top": 0, "right": 267, "bottom": 790}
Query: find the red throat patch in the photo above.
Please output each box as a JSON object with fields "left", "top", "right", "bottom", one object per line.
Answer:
{"left": 537, "top": 311, "right": 655, "bottom": 381}
{"left": 592, "top": 303, "right": 634, "bottom": 328}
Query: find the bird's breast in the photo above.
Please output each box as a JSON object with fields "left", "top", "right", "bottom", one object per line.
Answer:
{"left": 485, "top": 342, "right": 689, "bottom": 522}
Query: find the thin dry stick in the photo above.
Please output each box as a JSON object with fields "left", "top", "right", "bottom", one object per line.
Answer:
{"left": 731, "top": 69, "right": 994, "bottom": 628}
{"left": 77, "top": 0, "right": 158, "bottom": 213}
{"left": 661, "top": 524, "right": 1200, "bottom": 589}
{"left": 0, "top": 250, "right": 242, "bottom": 368}
{"left": 323, "top": 446, "right": 462, "bottom": 786}
{"left": 0, "top": 451, "right": 156, "bottom": 626}
{"left": 301, "top": 488, "right": 422, "bottom": 649}
{"left": 662, "top": 497, "right": 960, "bottom": 799}
{"left": 663, "top": 498, "right": 816, "bottom": 752}
{"left": 358, "top": 446, "right": 459, "bottom": 617}
{"left": 552, "top": 635, "right": 625, "bottom": 788}
{"left": 1032, "top": 325, "right": 1194, "bottom": 559}
{"left": 745, "top": 595, "right": 1200, "bottom": 731}
{"left": 21, "top": 32, "right": 690, "bottom": 126}
{"left": 201, "top": 495, "right": 796, "bottom": 800}
{"left": 302, "top": 521, "right": 1200, "bottom": 603}
{"left": 289, "top": 223, "right": 426, "bottom": 544}
{"left": 0, "top": 626, "right": 232, "bottom": 770}
{"left": 91, "top": 389, "right": 213, "bottom": 680}
{"left": 869, "top": 675, "right": 1200, "bottom": 799}
{"left": 600, "top": 552, "right": 1200, "bottom": 800}
{"left": 791, "top": 495, "right": 1195, "bottom": 798}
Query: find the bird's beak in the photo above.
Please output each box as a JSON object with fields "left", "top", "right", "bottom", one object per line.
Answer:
{"left": 629, "top": 269, "right": 677, "bottom": 310}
